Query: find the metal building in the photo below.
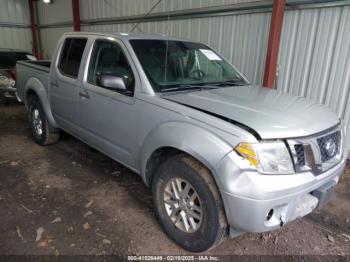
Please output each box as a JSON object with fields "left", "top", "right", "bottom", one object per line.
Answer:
{"left": 0, "top": 0, "right": 32, "bottom": 51}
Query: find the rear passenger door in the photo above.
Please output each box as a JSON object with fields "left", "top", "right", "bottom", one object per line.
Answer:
{"left": 50, "top": 37, "right": 87, "bottom": 133}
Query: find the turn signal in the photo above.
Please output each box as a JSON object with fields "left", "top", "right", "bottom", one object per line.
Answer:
{"left": 235, "top": 142, "right": 258, "bottom": 167}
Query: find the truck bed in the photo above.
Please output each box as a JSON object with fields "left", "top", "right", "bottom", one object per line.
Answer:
{"left": 16, "top": 60, "right": 51, "bottom": 104}
{"left": 18, "top": 60, "right": 51, "bottom": 72}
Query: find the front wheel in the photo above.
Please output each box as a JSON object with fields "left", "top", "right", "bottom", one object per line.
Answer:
{"left": 152, "top": 155, "right": 227, "bottom": 252}
{"left": 28, "top": 96, "right": 60, "bottom": 145}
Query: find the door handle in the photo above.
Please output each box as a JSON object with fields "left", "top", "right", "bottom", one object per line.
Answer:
{"left": 79, "top": 90, "right": 90, "bottom": 99}
{"left": 51, "top": 80, "right": 59, "bottom": 88}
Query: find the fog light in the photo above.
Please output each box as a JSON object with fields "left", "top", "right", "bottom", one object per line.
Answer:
{"left": 266, "top": 209, "right": 274, "bottom": 221}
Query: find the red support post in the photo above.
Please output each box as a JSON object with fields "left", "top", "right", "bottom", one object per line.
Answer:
{"left": 263, "top": 0, "right": 286, "bottom": 88}
{"left": 28, "top": 0, "right": 38, "bottom": 58}
{"left": 72, "top": 0, "right": 81, "bottom": 31}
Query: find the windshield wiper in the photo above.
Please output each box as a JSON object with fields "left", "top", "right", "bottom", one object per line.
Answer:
{"left": 212, "top": 80, "right": 247, "bottom": 87}
{"left": 160, "top": 80, "right": 246, "bottom": 92}
{"left": 160, "top": 84, "right": 218, "bottom": 93}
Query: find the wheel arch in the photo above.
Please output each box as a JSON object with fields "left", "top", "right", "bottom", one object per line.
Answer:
{"left": 25, "top": 78, "right": 58, "bottom": 128}
{"left": 140, "top": 122, "right": 232, "bottom": 189}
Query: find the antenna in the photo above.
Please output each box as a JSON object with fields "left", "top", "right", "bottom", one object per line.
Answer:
{"left": 130, "top": 0, "right": 163, "bottom": 33}
{"left": 163, "top": 14, "right": 170, "bottom": 87}
{"left": 103, "top": 0, "right": 143, "bottom": 33}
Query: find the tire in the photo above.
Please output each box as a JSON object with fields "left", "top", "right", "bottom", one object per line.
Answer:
{"left": 152, "top": 154, "right": 227, "bottom": 252}
{"left": 28, "top": 95, "right": 60, "bottom": 145}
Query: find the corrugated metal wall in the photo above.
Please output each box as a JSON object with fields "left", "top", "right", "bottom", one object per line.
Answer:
{"left": 82, "top": 12, "right": 271, "bottom": 84}
{"left": 277, "top": 5, "right": 350, "bottom": 149}
{"left": 37, "top": 0, "right": 266, "bottom": 63}
{"left": 80, "top": 0, "right": 261, "bottom": 19}
{"left": 37, "top": 0, "right": 72, "bottom": 25}
{"left": 36, "top": 0, "right": 73, "bottom": 58}
{"left": 0, "top": 0, "right": 32, "bottom": 51}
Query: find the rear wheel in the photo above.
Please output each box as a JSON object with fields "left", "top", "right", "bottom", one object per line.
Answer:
{"left": 152, "top": 154, "right": 227, "bottom": 252}
{"left": 28, "top": 96, "right": 60, "bottom": 145}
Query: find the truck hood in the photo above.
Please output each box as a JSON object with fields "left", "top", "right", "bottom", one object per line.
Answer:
{"left": 162, "top": 85, "right": 340, "bottom": 139}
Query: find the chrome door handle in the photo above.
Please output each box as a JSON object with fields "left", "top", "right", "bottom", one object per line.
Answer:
{"left": 79, "top": 90, "right": 90, "bottom": 99}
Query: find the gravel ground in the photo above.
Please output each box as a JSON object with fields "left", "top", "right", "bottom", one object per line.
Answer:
{"left": 0, "top": 101, "right": 350, "bottom": 258}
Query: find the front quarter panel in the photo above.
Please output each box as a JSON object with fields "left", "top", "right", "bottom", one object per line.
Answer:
{"left": 140, "top": 121, "right": 234, "bottom": 187}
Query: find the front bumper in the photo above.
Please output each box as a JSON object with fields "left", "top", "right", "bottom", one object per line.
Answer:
{"left": 218, "top": 152, "right": 346, "bottom": 233}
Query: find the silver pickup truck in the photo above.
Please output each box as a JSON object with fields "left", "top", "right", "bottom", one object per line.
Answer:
{"left": 16, "top": 32, "right": 346, "bottom": 252}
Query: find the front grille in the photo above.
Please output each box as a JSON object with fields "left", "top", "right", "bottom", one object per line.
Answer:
{"left": 317, "top": 131, "right": 341, "bottom": 162}
{"left": 294, "top": 144, "right": 305, "bottom": 166}
{"left": 288, "top": 126, "right": 342, "bottom": 175}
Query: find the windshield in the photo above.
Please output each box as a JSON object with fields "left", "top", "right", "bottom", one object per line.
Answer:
{"left": 0, "top": 52, "right": 31, "bottom": 69}
{"left": 129, "top": 39, "right": 246, "bottom": 92}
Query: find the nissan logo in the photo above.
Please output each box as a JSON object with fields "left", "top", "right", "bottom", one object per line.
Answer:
{"left": 325, "top": 139, "right": 337, "bottom": 158}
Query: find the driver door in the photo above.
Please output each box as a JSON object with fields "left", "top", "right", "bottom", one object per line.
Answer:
{"left": 78, "top": 39, "right": 138, "bottom": 168}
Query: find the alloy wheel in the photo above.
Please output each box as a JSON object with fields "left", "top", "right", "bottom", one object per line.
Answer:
{"left": 163, "top": 177, "right": 203, "bottom": 233}
{"left": 32, "top": 108, "right": 43, "bottom": 137}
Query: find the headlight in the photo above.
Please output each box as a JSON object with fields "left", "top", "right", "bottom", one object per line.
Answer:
{"left": 235, "top": 141, "right": 294, "bottom": 175}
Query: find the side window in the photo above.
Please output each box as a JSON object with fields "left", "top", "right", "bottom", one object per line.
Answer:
{"left": 59, "top": 38, "right": 87, "bottom": 78}
{"left": 88, "top": 40, "right": 135, "bottom": 94}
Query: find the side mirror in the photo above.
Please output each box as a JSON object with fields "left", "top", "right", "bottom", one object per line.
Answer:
{"left": 97, "top": 74, "right": 127, "bottom": 92}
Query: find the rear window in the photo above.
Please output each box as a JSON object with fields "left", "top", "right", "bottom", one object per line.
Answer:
{"left": 58, "top": 38, "right": 87, "bottom": 78}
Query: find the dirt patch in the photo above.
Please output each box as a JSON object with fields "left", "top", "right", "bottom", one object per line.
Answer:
{"left": 0, "top": 103, "right": 349, "bottom": 256}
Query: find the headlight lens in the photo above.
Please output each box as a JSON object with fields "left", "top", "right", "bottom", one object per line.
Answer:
{"left": 235, "top": 141, "right": 294, "bottom": 175}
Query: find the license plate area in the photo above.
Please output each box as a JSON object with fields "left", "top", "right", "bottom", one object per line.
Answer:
{"left": 293, "top": 194, "right": 319, "bottom": 219}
